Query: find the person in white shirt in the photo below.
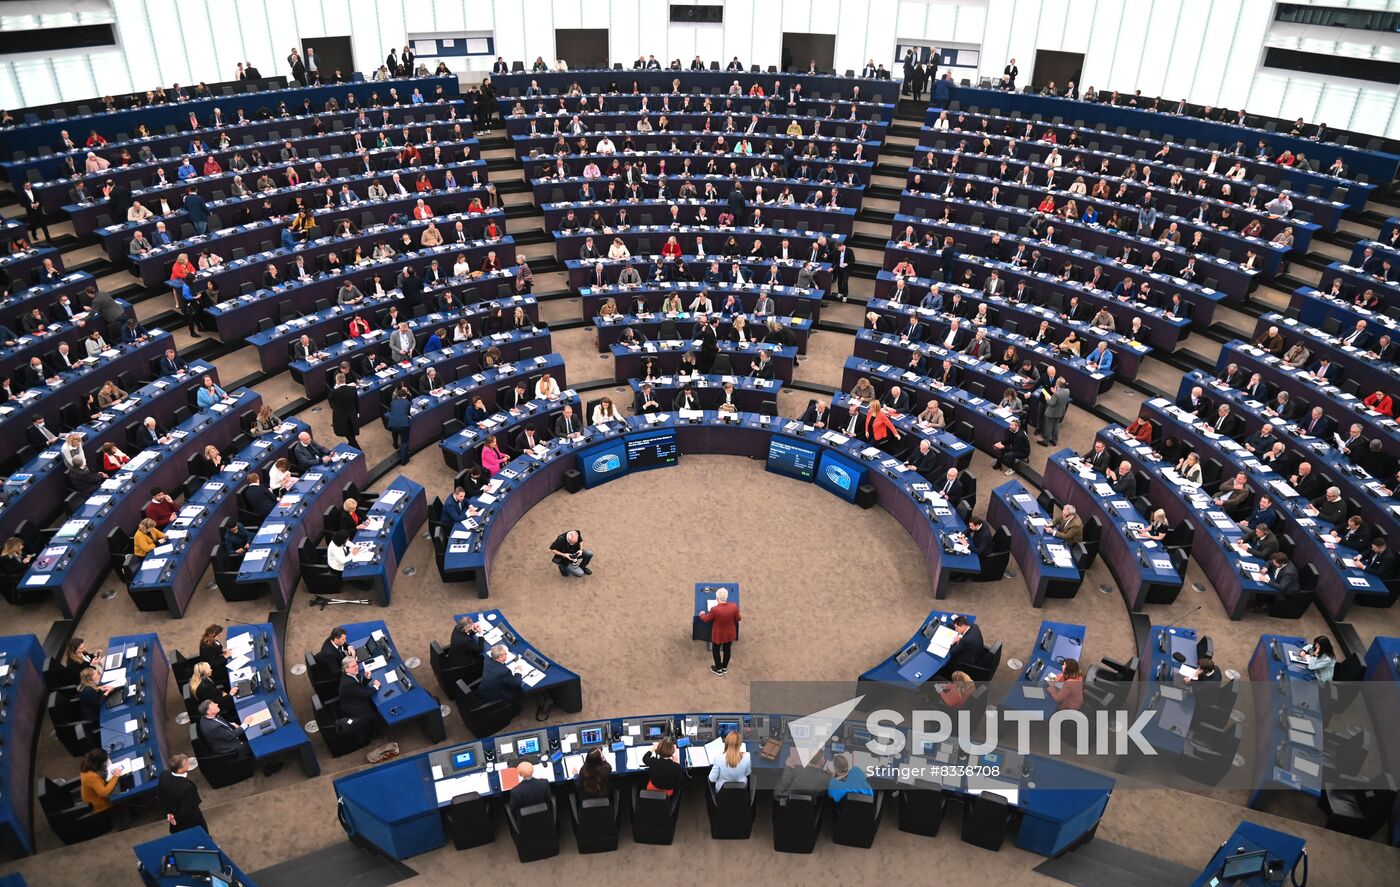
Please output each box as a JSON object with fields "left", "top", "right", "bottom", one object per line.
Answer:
{"left": 596, "top": 136, "right": 616, "bottom": 155}
{"left": 269, "top": 457, "right": 296, "bottom": 490}
{"left": 326, "top": 531, "right": 360, "bottom": 572}
{"left": 60, "top": 433, "right": 85, "bottom": 468}
{"left": 708, "top": 730, "right": 752, "bottom": 789}
{"left": 607, "top": 238, "right": 631, "bottom": 259}
{"left": 591, "top": 397, "right": 620, "bottom": 424}
{"left": 689, "top": 292, "right": 714, "bottom": 313}
{"left": 452, "top": 255, "right": 470, "bottom": 277}
{"left": 933, "top": 111, "right": 951, "bottom": 132}
{"left": 535, "top": 372, "right": 561, "bottom": 400}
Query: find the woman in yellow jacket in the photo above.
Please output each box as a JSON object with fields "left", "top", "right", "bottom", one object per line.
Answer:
{"left": 133, "top": 517, "right": 166, "bottom": 557}
{"left": 79, "top": 747, "right": 123, "bottom": 813}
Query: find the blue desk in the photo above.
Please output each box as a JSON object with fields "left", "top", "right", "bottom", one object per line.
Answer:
{"left": 333, "top": 707, "right": 1114, "bottom": 861}
{"left": 407, "top": 353, "right": 566, "bottom": 453}
{"left": 441, "top": 410, "right": 977, "bottom": 598}
{"left": 1140, "top": 396, "right": 1386, "bottom": 618}
{"left": 455, "top": 610, "right": 582, "bottom": 713}
{"left": 1288, "top": 286, "right": 1398, "bottom": 352}
{"left": 1001, "top": 621, "right": 1087, "bottom": 715}
{"left": 1041, "top": 449, "right": 1183, "bottom": 610}
{"left": 569, "top": 259, "right": 831, "bottom": 298}
{"left": 235, "top": 446, "right": 367, "bottom": 608}
{"left": 226, "top": 623, "right": 317, "bottom": 777}
{"left": 1247, "top": 635, "right": 1324, "bottom": 808}
{"left": 1095, "top": 426, "right": 1274, "bottom": 619}
{"left": 611, "top": 339, "right": 797, "bottom": 384}
{"left": 438, "top": 394, "right": 576, "bottom": 471}
{"left": 127, "top": 419, "right": 307, "bottom": 615}
{"left": 525, "top": 151, "right": 873, "bottom": 185}
{"left": 841, "top": 355, "right": 1014, "bottom": 456}
{"left": 597, "top": 311, "right": 812, "bottom": 354}
{"left": 0, "top": 75, "right": 460, "bottom": 169}
{"left": 945, "top": 85, "right": 1390, "bottom": 201}
{"left": 1363, "top": 636, "right": 1400, "bottom": 846}
{"left": 553, "top": 225, "right": 843, "bottom": 262}
{"left": 21, "top": 387, "right": 260, "bottom": 618}
{"left": 987, "top": 480, "right": 1081, "bottom": 607}
{"left": 132, "top": 826, "right": 258, "bottom": 887}
{"left": 858, "top": 609, "right": 972, "bottom": 689}
{"left": 97, "top": 633, "right": 169, "bottom": 804}
{"left": 1256, "top": 311, "right": 1400, "bottom": 410}
{"left": 342, "top": 475, "right": 427, "bottom": 605}
{"left": 692, "top": 582, "right": 740, "bottom": 644}
{"left": 1188, "top": 821, "right": 1306, "bottom": 887}
{"left": 0, "top": 297, "right": 133, "bottom": 380}
{"left": 830, "top": 391, "right": 974, "bottom": 470}
{"left": 1136, "top": 625, "right": 1200, "bottom": 756}
{"left": 630, "top": 375, "right": 779, "bottom": 414}
{"left": 0, "top": 635, "right": 44, "bottom": 857}
{"left": 0, "top": 271, "right": 95, "bottom": 330}
{"left": 0, "top": 328, "right": 172, "bottom": 459}
{"left": 341, "top": 621, "right": 444, "bottom": 743}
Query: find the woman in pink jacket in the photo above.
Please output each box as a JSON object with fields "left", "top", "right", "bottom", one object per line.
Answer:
{"left": 480, "top": 434, "right": 509, "bottom": 474}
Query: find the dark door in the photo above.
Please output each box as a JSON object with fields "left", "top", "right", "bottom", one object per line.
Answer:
{"left": 303, "top": 36, "right": 354, "bottom": 84}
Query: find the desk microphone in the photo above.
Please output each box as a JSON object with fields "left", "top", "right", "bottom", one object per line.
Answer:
{"left": 1159, "top": 605, "right": 1202, "bottom": 639}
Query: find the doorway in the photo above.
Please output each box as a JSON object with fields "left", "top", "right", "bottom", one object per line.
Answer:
{"left": 1031, "top": 49, "right": 1084, "bottom": 93}
{"left": 555, "top": 28, "right": 609, "bottom": 69}
{"left": 781, "top": 33, "right": 836, "bottom": 74}
{"left": 302, "top": 36, "right": 353, "bottom": 84}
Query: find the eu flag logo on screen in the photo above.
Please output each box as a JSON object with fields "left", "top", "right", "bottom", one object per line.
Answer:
{"left": 591, "top": 453, "right": 622, "bottom": 473}
{"left": 824, "top": 464, "right": 853, "bottom": 490}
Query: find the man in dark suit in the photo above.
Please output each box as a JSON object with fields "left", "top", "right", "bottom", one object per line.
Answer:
{"left": 553, "top": 404, "right": 582, "bottom": 437}
{"left": 1082, "top": 440, "right": 1112, "bottom": 473}
{"left": 508, "top": 760, "right": 554, "bottom": 814}
{"left": 801, "top": 399, "right": 830, "bottom": 428}
{"left": 1300, "top": 407, "right": 1332, "bottom": 439}
{"left": 944, "top": 616, "right": 984, "bottom": 674}
{"left": 328, "top": 375, "right": 361, "bottom": 449}
{"left": 899, "top": 316, "right": 924, "bottom": 343}
{"left": 316, "top": 627, "right": 350, "bottom": 674}
{"left": 398, "top": 266, "right": 424, "bottom": 312}
{"left": 158, "top": 754, "right": 206, "bottom": 834}
{"left": 240, "top": 471, "right": 279, "bottom": 521}
{"left": 939, "top": 236, "right": 958, "bottom": 283}
{"left": 835, "top": 402, "right": 865, "bottom": 440}
{"left": 196, "top": 700, "right": 251, "bottom": 761}
{"left": 480, "top": 644, "right": 524, "bottom": 716}
{"left": 1362, "top": 537, "right": 1399, "bottom": 582}
{"left": 992, "top": 417, "right": 1029, "bottom": 473}
{"left": 25, "top": 415, "right": 59, "bottom": 449}
{"left": 291, "top": 431, "right": 332, "bottom": 470}
{"left": 882, "top": 384, "right": 910, "bottom": 413}
{"left": 966, "top": 516, "right": 995, "bottom": 560}
{"left": 1208, "top": 405, "right": 1240, "bottom": 438}
{"left": 449, "top": 617, "right": 485, "bottom": 664}
{"left": 337, "top": 658, "right": 382, "bottom": 742}
{"left": 514, "top": 424, "right": 546, "bottom": 453}
{"left": 1266, "top": 553, "right": 1300, "bottom": 597}
{"left": 905, "top": 439, "right": 941, "bottom": 480}
{"left": 933, "top": 358, "right": 962, "bottom": 389}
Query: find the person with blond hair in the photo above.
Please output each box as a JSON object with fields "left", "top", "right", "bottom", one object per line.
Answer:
{"left": 708, "top": 729, "right": 752, "bottom": 789}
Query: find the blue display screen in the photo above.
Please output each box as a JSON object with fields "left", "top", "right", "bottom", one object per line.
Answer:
{"left": 716, "top": 720, "right": 741, "bottom": 737}
{"left": 517, "top": 736, "right": 541, "bottom": 755}
{"left": 451, "top": 749, "right": 477, "bottom": 770}
{"left": 625, "top": 430, "right": 679, "bottom": 471}
{"left": 578, "top": 439, "right": 629, "bottom": 488}
{"left": 766, "top": 436, "right": 819, "bottom": 480}
{"left": 579, "top": 727, "right": 604, "bottom": 745}
{"left": 815, "top": 450, "right": 866, "bottom": 502}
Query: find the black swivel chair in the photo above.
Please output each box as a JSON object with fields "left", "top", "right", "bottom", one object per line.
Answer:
{"left": 706, "top": 779, "right": 758, "bottom": 839}
{"left": 311, "top": 693, "right": 371, "bottom": 757}
{"left": 896, "top": 786, "right": 948, "bottom": 836}
{"left": 832, "top": 791, "right": 884, "bottom": 847}
{"left": 961, "top": 791, "right": 1014, "bottom": 850}
{"left": 505, "top": 799, "right": 560, "bottom": 862}
{"left": 430, "top": 640, "right": 482, "bottom": 699}
{"left": 188, "top": 722, "right": 256, "bottom": 788}
{"left": 454, "top": 678, "right": 515, "bottom": 737}
{"left": 630, "top": 784, "right": 682, "bottom": 844}
{"left": 1175, "top": 721, "right": 1241, "bottom": 785}
{"left": 38, "top": 778, "right": 112, "bottom": 844}
{"left": 569, "top": 788, "right": 623, "bottom": 852}
{"left": 772, "top": 792, "right": 823, "bottom": 852}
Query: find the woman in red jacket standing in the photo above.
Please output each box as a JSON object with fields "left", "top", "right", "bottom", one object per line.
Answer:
{"left": 698, "top": 587, "right": 741, "bottom": 676}
{"left": 865, "top": 399, "right": 903, "bottom": 453}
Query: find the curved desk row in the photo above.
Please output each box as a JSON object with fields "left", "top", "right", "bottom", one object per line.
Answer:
{"left": 567, "top": 256, "right": 832, "bottom": 294}
{"left": 553, "top": 225, "right": 842, "bottom": 262}
{"left": 439, "top": 410, "right": 977, "bottom": 598}
{"left": 235, "top": 446, "right": 367, "bottom": 608}
{"left": 133, "top": 826, "right": 257, "bottom": 887}
{"left": 0, "top": 363, "right": 212, "bottom": 547}
{"left": 987, "top": 480, "right": 1082, "bottom": 607}
{"left": 0, "top": 271, "right": 95, "bottom": 331}
{"left": 1041, "top": 449, "right": 1183, "bottom": 612}
{"left": 858, "top": 609, "right": 974, "bottom": 690}
{"left": 333, "top": 707, "right": 1113, "bottom": 861}
{"left": 0, "top": 635, "right": 44, "bottom": 857}
{"left": 438, "top": 394, "right": 578, "bottom": 472}
{"left": 611, "top": 339, "right": 796, "bottom": 384}
{"left": 226, "top": 623, "right": 317, "bottom": 777}
{"left": 1251, "top": 312, "right": 1400, "bottom": 406}
{"left": 598, "top": 312, "right": 811, "bottom": 353}
{"left": 454, "top": 610, "right": 583, "bottom": 713}
{"left": 1139, "top": 397, "right": 1384, "bottom": 618}
{"left": 97, "top": 633, "right": 170, "bottom": 805}
{"left": 579, "top": 278, "right": 823, "bottom": 320}
{"left": 840, "top": 355, "right": 1015, "bottom": 458}
{"left": 341, "top": 476, "right": 428, "bottom": 606}
{"left": 405, "top": 354, "right": 567, "bottom": 453}
{"left": 206, "top": 253, "right": 520, "bottom": 342}
{"left": 22, "top": 388, "right": 260, "bottom": 618}
{"left": 829, "top": 392, "right": 974, "bottom": 472}
{"left": 1093, "top": 426, "right": 1272, "bottom": 620}
{"left": 631, "top": 375, "right": 779, "bottom": 415}
{"left": 127, "top": 419, "right": 308, "bottom": 616}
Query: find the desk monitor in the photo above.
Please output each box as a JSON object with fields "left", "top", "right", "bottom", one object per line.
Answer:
{"left": 451, "top": 748, "right": 479, "bottom": 771}
{"left": 578, "top": 438, "right": 629, "bottom": 488}
{"left": 578, "top": 726, "right": 606, "bottom": 746}
{"left": 624, "top": 429, "right": 680, "bottom": 471}
{"left": 766, "top": 436, "right": 819, "bottom": 480}
{"left": 815, "top": 449, "right": 866, "bottom": 503}
{"left": 641, "top": 719, "right": 668, "bottom": 740}
{"left": 715, "top": 719, "right": 741, "bottom": 737}
{"left": 171, "top": 848, "right": 224, "bottom": 874}
{"left": 1220, "top": 849, "right": 1267, "bottom": 879}
{"left": 517, "top": 736, "right": 542, "bottom": 756}
{"left": 1039, "top": 629, "right": 1055, "bottom": 652}
{"left": 789, "top": 721, "right": 812, "bottom": 741}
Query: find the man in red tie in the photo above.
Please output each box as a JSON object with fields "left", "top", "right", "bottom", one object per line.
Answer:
{"left": 699, "top": 588, "right": 742, "bottom": 676}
